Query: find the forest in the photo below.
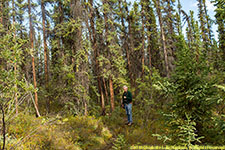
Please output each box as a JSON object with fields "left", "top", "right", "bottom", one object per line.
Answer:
{"left": 0, "top": 0, "right": 225, "bottom": 149}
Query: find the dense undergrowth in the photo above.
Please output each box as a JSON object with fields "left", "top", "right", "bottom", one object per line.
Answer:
{"left": 5, "top": 114, "right": 112, "bottom": 149}
{"left": 1, "top": 100, "right": 224, "bottom": 150}
{"left": 1, "top": 105, "right": 165, "bottom": 150}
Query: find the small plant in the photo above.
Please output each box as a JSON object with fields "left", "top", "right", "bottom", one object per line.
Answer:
{"left": 112, "top": 134, "right": 127, "bottom": 150}
{"left": 178, "top": 114, "right": 204, "bottom": 148}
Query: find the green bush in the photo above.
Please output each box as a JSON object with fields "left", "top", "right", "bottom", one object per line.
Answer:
{"left": 153, "top": 35, "right": 224, "bottom": 145}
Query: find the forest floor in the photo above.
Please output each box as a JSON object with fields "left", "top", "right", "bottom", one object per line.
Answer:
{"left": 99, "top": 106, "right": 163, "bottom": 149}
{"left": 5, "top": 105, "right": 164, "bottom": 149}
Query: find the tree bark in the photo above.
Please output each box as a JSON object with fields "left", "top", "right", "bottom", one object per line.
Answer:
{"left": 41, "top": 0, "right": 48, "bottom": 85}
{"left": 203, "top": 0, "right": 213, "bottom": 44}
{"left": 99, "top": 78, "right": 105, "bottom": 115}
{"left": 28, "top": 0, "right": 39, "bottom": 116}
{"left": 155, "top": 0, "right": 169, "bottom": 77}
{"left": 141, "top": 5, "right": 145, "bottom": 79}
{"left": 109, "top": 76, "right": 114, "bottom": 112}
{"left": 147, "top": 34, "right": 152, "bottom": 73}
{"left": 41, "top": 0, "right": 50, "bottom": 113}
{"left": 0, "top": 1, "right": 3, "bottom": 24}
{"left": 119, "top": 0, "right": 132, "bottom": 84}
{"left": 102, "top": 78, "right": 109, "bottom": 104}
{"left": 89, "top": 0, "right": 105, "bottom": 114}
{"left": 103, "top": 0, "right": 115, "bottom": 112}
{"left": 12, "top": 0, "right": 18, "bottom": 115}
{"left": 198, "top": 0, "right": 208, "bottom": 50}
{"left": 0, "top": 104, "right": 6, "bottom": 150}
{"left": 127, "top": 8, "right": 135, "bottom": 86}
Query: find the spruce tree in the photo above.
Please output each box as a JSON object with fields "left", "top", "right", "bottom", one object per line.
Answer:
{"left": 213, "top": 0, "right": 225, "bottom": 64}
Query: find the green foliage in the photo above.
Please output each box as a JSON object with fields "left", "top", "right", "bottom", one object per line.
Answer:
{"left": 102, "top": 106, "right": 163, "bottom": 147}
{"left": 112, "top": 134, "right": 127, "bottom": 150}
{"left": 136, "top": 67, "right": 164, "bottom": 122}
{"left": 152, "top": 134, "right": 171, "bottom": 144}
{"left": 1, "top": 0, "right": 225, "bottom": 149}
{"left": 153, "top": 35, "right": 223, "bottom": 145}
{"left": 202, "top": 115, "right": 225, "bottom": 145}
{"left": 212, "top": 0, "right": 225, "bottom": 60}
{"left": 4, "top": 114, "right": 113, "bottom": 150}
{"left": 62, "top": 115, "right": 112, "bottom": 149}
{"left": 0, "top": 25, "right": 34, "bottom": 113}
{"left": 177, "top": 114, "right": 204, "bottom": 147}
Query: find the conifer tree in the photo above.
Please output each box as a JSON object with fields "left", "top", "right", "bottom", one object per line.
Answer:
{"left": 197, "top": 0, "right": 211, "bottom": 53}
{"left": 102, "top": 0, "right": 127, "bottom": 111}
{"left": 96, "top": 7, "right": 106, "bottom": 114}
{"left": 41, "top": 0, "right": 49, "bottom": 112}
{"left": 213, "top": 0, "right": 225, "bottom": 63}
{"left": 28, "top": 0, "right": 40, "bottom": 117}
{"left": 144, "top": 0, "right": 161, "bottom": 71}
{"left": 163, "top": 0, "right": 176, "bottom": 72}
{"left": 154, "top": 0, "right": 169, "bottom": 77}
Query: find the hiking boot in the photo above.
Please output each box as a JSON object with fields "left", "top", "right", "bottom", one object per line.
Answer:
{"left": 127, "top": 122, "right": 132, "bottom": 126}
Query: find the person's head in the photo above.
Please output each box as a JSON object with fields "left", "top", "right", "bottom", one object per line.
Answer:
{"left": 123, "top": 85, "right": 128, "bottom": 92}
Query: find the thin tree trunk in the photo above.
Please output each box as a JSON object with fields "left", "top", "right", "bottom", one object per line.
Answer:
{"left": 89, "top": 0, "right": 105, "bottom": 112}
{"left": 166, "top": 0, "right": 175, "bottom": 65}
{"left": 166, "top": 0, "right": 174, "bottom": 38}
{"left": 127, "top": 12, "right": 135, "bottom": 86}
{"left": 103, "top": 0, "right": 115, "bottom": 112}
{"left": 141, "top": 6, "right": 145, "bottom": 79}
{"left": 144, "top": 0, "right": 153, "bottom": 73}
{"left": 119, "top": 0, "right": 132, "bottom": 84}
{"left": 177, "top": 0, "right": 182, "bottom": 34}
{"left": 41, "top": 0, "right": 48, "bottom": 85}
{"left": 0, "top": 1, "right": 3, "bottom": 24}
{"left": 109, "top": 76, "right": 114, "bottom": 112}
{"left": 99, "top": 78, "right": 105, "bottom": 115}
{"left": 147, "top": 35, "right": 152, "bottom": 73}
{"left": 14, "top": 65, "right": 18, "bottom": 115}
{"left": 84, "top": 98, "right": 88, "bottom": 116}
{"left": 203, "top": 0, "right": 212, "bottom": 42}
{"left": 28, "top": 0, "right": 39, "bottom": 116}
{"left": 102, "top": 78, "right": 109, "bottom": 104}
{"left": 41, "top": 0, "right": 50, "bottom": 113}
{"left": 12, "top": 0, "right": 18, "bottom": 115}
{"left": 198, "top": 0, "right": 208, "bottom": 50}
{"left": 155, "top": 0, "right": 169, "bottom": 77}
{"left": 58, "top": 1, "right": 65, "bottom": 66}
{"left": 0, "top": 104, "right": 6, "bottom": 150}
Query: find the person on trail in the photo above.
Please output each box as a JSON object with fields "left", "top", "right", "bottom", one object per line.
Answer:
{"left": 121, "top": 85, "right": 132, "bottom": 126}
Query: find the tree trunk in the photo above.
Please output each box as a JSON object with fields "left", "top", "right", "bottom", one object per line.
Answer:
{"left": 41, "top": 0, "right": 48, "bottom": 86}
{"left": 141, "top": 5, "right": 145, "bottom": 79}
{"left": 99, "top": 78, "right": 105, "bottom": 115}
{"left": 109, "top": 76, "right": 114, "bottom": 112}
{"left": 12, "top": 0, "right": 18, "bottom": 115}
{"left": 127, "top": 10, "right": 135, "bottom": 86}
{"left": 0, "top": 104, "right": 6, "bottom": 150}
{"left": 119, "top": 0, "right": 132, "bottom": 84}
{"left": 41, "top": 0, "right": 50, "bottom": 113}
{"left": 177, "top": 0, "right": 182, "bottom": 34}
{"left": 198, "top": 0, "right": 208, "bottom": 50}
{"left": 147, "top": 34, "right": 152, "bottom": 73}
{"left": 102, "top": 78, "right": 109, "bottom": 104}
{"left": 28, "top": 0, "right": 39, "bottom": 116}
{"left": 155, "top": 0, "right": 169, "bottom": 77}
{"left": 89, "top": 0, "right": 105, "bottom": 113}
{"left": 0, "top": 1, "right": 3, "bottom": 24}
{"left": 103, "top": 0, "right": 115, "bottom": 112}
{"left": 203, "top": 0, "right": 212, "bottom": 42}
